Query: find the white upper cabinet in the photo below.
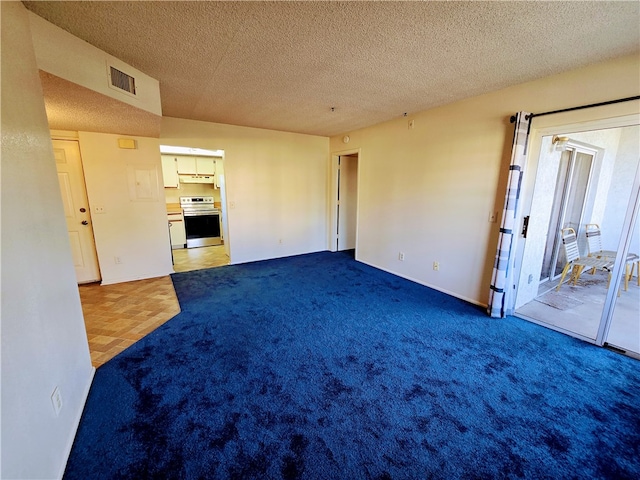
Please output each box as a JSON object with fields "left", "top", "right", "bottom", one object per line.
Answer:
{"left": 176, "top": 156, "right": 197, "bottom": 175}
{"left": 196, "top": 157, "right": 215, "bottom": 175}
{"left": 175, "top": 156, "right": 216, "bottom": 177}
{"left": 161, "top": 155, "right": 179, "bottom": 188}
{"left": 167, "top": 155, "right": 218, "bottom": 184}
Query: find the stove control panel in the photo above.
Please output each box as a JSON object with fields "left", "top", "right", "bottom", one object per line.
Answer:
{"left": 179, "top": 196, "right": 214, "bottom": 206}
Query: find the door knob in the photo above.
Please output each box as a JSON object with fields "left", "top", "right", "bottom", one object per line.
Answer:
{"left": 79, "top": 207, "right": 86, "bottom": 213}
{"left": 81, "top": 220, "right": 89, "bottom": 225}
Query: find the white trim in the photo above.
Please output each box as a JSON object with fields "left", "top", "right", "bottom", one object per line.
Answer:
{"left": 532, "top": 113, "right": 640, "bottom": 135}
{"left": 57, "top": 366, "right": 96, "bottom": 480}
{"left": 100, "top": 269, "right": 174, "bottom": 286}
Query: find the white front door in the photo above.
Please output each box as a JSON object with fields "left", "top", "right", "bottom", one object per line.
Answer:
{"left": 53, "top": 139, "right": 101, "bottom": 283}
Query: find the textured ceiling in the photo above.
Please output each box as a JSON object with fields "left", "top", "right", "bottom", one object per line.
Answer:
{"left": 25, "top": 1, "right": 640, "bottom": 137}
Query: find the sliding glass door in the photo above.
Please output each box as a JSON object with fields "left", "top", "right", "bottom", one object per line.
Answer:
{"left": 514, "top": 124, "right": 640, "bottom": 352}
{"left": 540, "top": 148, "right": 595, "bottom": 283}
{"left": 597, "top": 140, "right": 640, "bottom": 356}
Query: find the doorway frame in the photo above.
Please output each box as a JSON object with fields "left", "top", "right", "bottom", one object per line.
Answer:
{"left": 511, "top": 112, "right": 640, "bottom": 346}
{"left": 329, "top": 148, "right": 361, "bottom": 253}
{"left": 50, "top": 130, "right": 102, "bottom": 283}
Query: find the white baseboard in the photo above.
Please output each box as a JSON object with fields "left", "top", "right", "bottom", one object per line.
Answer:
{"left": 356, "top": 258, "right": 487, "bottom": 308}
{"left": 100, "top": 269, "right": 174, "bottom": 286}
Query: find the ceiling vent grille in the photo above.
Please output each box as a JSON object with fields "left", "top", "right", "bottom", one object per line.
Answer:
{"left": 109, "top": 66, "right": 136, "bottom": 95}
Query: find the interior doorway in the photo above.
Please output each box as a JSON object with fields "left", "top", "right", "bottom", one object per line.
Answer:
{"left": 331, "top": 150, "right": 360, "bottom": 253}
{"left": 513, "top": 121, "right": 640, "bottom": 356}
{"left": 337, "top": 154, "right": 358, "bottom": 251}
{"left": 160, "top": 145, "right": 230, "bottom": 273}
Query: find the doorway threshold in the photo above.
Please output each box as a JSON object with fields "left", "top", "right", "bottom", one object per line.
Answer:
{"left": 514, "top": 312, "right": 597, "bottom": 345}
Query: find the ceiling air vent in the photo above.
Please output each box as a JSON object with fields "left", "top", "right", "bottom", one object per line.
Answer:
{"left": 109, "top": 66, "right": 136, "bottom": 95}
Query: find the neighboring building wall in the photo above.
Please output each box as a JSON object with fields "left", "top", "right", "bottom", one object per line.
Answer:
{"left": 329, "top": 54, "right": 640, "bottom": 305}
{"left": 1, "top": 3, "right": 94, "bottom": 479}
{"left": 601, "top": 126, "right": 640, "bottom": 252}
{"left": 570, "top": 128, "right": 623, "bottom": 235}
{"left": 161, "top": 117, "right": 330, "bottom": 264}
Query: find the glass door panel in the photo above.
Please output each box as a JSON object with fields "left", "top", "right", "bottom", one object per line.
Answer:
{"left": 605, "top": 233, "right": 640, "bottom": 355}
{"left": 540, "top": 149, "right": 571, "bottom": 281}
{"left": 540, "top": 148, "right": 595, "bottom": 282}
{"left": 601, "top": 135, "right": 640, "bottom": 355}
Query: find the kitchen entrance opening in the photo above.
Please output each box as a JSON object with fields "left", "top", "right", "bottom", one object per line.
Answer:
{"left": 513, "top": 122, "right": 639, "bottom": 357}
{"left": 160, "top": 145, "right": 230, "bottom": 273}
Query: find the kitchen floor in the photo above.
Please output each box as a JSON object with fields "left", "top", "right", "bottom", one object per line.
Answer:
{"left": 80, "top": 245, "right": 230, "bottom": 367}
{"left": 172, "top": 244, "right": 230, "bottom": 272}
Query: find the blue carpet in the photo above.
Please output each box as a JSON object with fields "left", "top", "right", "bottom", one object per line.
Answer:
{"left": 64, "top": 251, "right": 639, "bottom": 479}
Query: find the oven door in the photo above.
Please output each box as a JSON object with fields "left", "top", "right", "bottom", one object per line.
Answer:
{"left": 183, "top": 213, "right": 222, "bottom": 248}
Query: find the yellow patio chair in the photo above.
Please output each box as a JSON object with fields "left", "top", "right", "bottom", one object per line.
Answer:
{"left": 556, "top": 228, "right": 613, "bottom": 291}
{"left": 585, "top": 223, "right": 639, "bottom": 291}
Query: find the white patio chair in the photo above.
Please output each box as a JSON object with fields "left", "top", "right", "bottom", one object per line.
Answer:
{"left": 556, "top": 228, "right": 613, "bottom": 291}
{"left": 585, "top": 223, "right": 639, "bottom": 291}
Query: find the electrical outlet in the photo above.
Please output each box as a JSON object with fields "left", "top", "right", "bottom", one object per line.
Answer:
{"left": 408, "top": 120, "right": 415, "bottom": 130}
{"left": 114, "top": 256, "right": 122, "bottom": 264}
{"left": 489, "top": 211, "right": 498, "bottom": 223}
{"left": 278, "top": 238, "right": 283, "bottom": 245}
{"left": 94, "top": 205, "right": 106, "bottom": 214}
{"left": 51, "top": 386, "right": 63, "bottom": 416}
{"left": 398, "top": 252, "right": 405, "bottom": 261}
{"left": 433, "top": 261, "right": 440, "bottom": 271}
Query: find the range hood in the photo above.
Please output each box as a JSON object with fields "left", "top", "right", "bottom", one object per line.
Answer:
{"left": 179, "top": 174, "right": 214, "bottom": 184}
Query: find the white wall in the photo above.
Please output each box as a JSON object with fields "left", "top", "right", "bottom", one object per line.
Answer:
{"left": 1, "top": 3, "right": 94, "bottom": 478}
{"left": 602, "top": 126, "right": 640, "bottom": 252}
{"left": 78, "top": 132, "right": 174, "bottom": 284}
{"left": 161, "top": 118, "right": 329, "bottom": 264}
{"left": 329, "top": 54, "right": 640, "bottom": 306}
{"left": 28, "top": 11, "right": 162, "bottom": 116}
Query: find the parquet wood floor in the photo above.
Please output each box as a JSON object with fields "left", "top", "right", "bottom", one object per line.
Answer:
{"left": 79, "top": 276, "right": 181, "bottom": 367}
